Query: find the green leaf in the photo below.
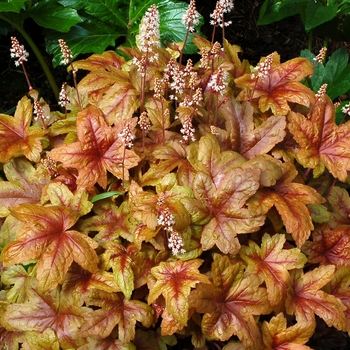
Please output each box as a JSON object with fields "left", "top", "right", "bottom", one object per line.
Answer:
{"left": 29, "top": 0, "right": 82, "bottom": 32}
{"left": 0, "top": 0, "right": 27, "bottom": 13}
{"left": 301, "top": 47, "right": 350, "bottom": 100}
{"left": 303, "top": 1, "right": 338, "bottom": 32}
{"left": 45, "top": 0, "right": 203, "bottom": 66}
{"left": 90, "top": 191, "right": 122, "bottom": 203}
{"left": 257, "top": 0, "right": 304, "bottom": 25}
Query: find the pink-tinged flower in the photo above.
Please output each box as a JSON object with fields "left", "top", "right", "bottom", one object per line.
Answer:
{"left": 168, "top": 231, "right": 186, "bottom": 255}
{"left": 58, "top": 83, "right": 70, "bottom": 107}
{"left": 210, "top": 0, "right": 234, "bottom": 28}
{"left": 182, "top": 0, "right": 200, "bottom": 32}
{"left": 207, "top": 66, "right": 228, "bottom": 95}
{"left": 58, "top": 39, "right": 72, "bottom": 65}
{"left": 137, "top": 4, "right": 160, "bottom": 53}
{"left": 10, "top": 37, "right": 29, "bottom": 66}
{"left": 251, "top": 52, "right": 274, "bottom": 79}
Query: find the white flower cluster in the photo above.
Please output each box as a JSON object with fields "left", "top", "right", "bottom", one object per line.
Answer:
{"left": 10, "top": 37, "right": 29, "bottom": 67}
{"left": 210, "top": 0, "right": 234, "bottom": 28}
{"left": 315, "top": 83, "right": 327, "bottom": 100}
{"left": 137, "top": 4, "right": 160, "bottom": 53}
{"left": 251, "top": 52, "right": 274, "bottom": 79}
{"left": 58, "top": 83, "right": 70, "bottom": 107}
{"left": 342, "top": 103, "right": 350, "bottom": 116}
{"left": 207, "top": 66, "right": 228, "bottom": 96}
{"left": 180, "top": 115, "right": 196, "bottom": 143}
{"left": 58, "top": 39, "right": 72, "bottom": 65}
{"left": 118, "top": 123, "right": 136, "bottom": 148}
{"left": 157, "top": 196, "right": 185, "bottom": 256}
{"left": 182, "top": 0, "right": 200, "bottom": 32}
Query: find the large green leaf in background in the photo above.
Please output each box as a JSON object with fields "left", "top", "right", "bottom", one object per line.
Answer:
{"left": 45, "top": 0, "right": 204, "bottom": 67}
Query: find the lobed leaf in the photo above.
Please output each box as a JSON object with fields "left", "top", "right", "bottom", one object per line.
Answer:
{"left": 288, "top": 95, "right": 350, "bottom": 182}
{"left": 149, "top": 259, "right": 210, "bottom": 328}
{"left": 0, "top": 96, "right": 47, "bottom": 163}
{"left": 240, "top": 233, "right": 307, "bottom": 308}
{"left": 286, "top": 265, "right": 347, "bottom": 331}
{"left": 235, "top": 54, "right": 315, "bottom": 115}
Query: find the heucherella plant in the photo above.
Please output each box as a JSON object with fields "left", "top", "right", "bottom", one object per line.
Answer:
{"left": 2, "top": 1, "right": 350, "bottom": 349}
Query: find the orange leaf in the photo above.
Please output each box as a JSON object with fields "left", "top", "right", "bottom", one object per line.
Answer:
{"left": 288, "top": 95, "right": 350, "bottom": 182}
{"left": 248, "top": 162, "right": 324, "bottom": 247}
{"left": 190, "top": 254, "right": 271, "bottom": 350}
{"left": 148, "top": 259, "right": 210, "bottom": 329}
{"left": 235, "top": 54, "right": 315, "bottom": 115}
{"left": 2, "top": 287, "right": 88, "bottom": 349}
{"left": 49, "top": 105, "right": 140, "bottom": 190}
{"left": 240, "top": 233, "right": 307, "bottom": 308}
{"left": 302, "top": 224, "right": 350, "bottom": 267}
{"left": 80, "top": 290, "right": 153, "bottom": 344}
{"left": 286, "top": 265, "right": 347, "bottom": 331}
{"left": 0, "top": 158, "right": 50, "bottom": 217}
{"left": 1, "top": 204, "right": 98, "bottom": 291}
{"left": 0, "top": 96, "right": 47, "bottom": 162}
{"left": 262, "top": 313, "right": 314, "bottom": 349}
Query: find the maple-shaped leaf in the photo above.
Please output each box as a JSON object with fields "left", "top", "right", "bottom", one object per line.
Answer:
{"left": 183, "top": 167, "right": 265, "bottom": 254}
{"left": 221, "top": 98, "right": 287, "bottom": 159}
{"left": 235, "top": 53, "right": 315, "bottom": 115}
{"left": 1, "top": 264, "right": 37, "bottom": 303}
{"left": 0, "top": 96, "right": 47, "bottom": 163}
{"left": 302, "top": 224, "right": 350, "bottom": 267}
{"left": 79, "top": 200, "right": 137, "bottom": 244}
{"left": 248, "top": 162, "right": 324, "bottom": 247}
{"left": 327, "top": 186, "right": 350, "bottom": 227}
{"left": 327, "top": 266, "right": 350, "bottom": 332}
{"left": 148, "top": 259, "right": 210, "bottom": 329}
{"left": 2, "top": 287, "right": 89, "bottom": 349}
{"left": 41, "top": 182, "right": 93, "bottom": 216}
{"left": 240, "top": 233, "right": 307, "bottom": 308}
{"left": 48, "top": 105, "right": 140, "bottom": 190}
{"left": 101, "top": 242, "right": 138, "bottom": 299}
{"left": 0, "top": 158, "right": 50, "bottom": 217}
{"left": 288, "top": 95, "right": 350, "bottom": 182}
{"left": 262, "top": 313, "right": 314, "bottom": 350}
{"left": 1, "top": 204, "right": 98, "bottom": 291}
{"left": 140, "top": 140, "right": 191, "bottom": 187}
{"left": 80, "top": 290, "right": 153, "bottom": 344}
{"left": 77, "top": 57, "right": 139, "bottom": 123}
{"left": 285, "top": 265, "right": 347, "bottom": 331}
{"left": 189, "top": 254, "right": 271, "bottom": 350}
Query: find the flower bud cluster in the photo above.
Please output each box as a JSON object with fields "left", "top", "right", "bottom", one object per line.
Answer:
{"left": 315, "top": 83, "right": 327, "bottom": 100}
{"left": 58, "top": 83, "right": 70, "bottom": 107}
{"left": 137, "top": 4, "right": 160, "bottom": 53}
{"left": 182, "top": 0, "right": 200, "bottom": 33}
{"left": 314, "top": 47, "right": 327, "bottom": 64}
{"left": 58, "top": 39, "right": 73, "bottom": 65}
{"left": 164, "top": 58, "right": 185, "bottom": 100}
{"left": 251, "top": 53, "right": 274, "bottom": 79}
{"left": 10, "top": 37, "right": 29, "bottom": 67}
{"left": 157, "top": 194, "right": 185, "bottom": 255}
{"left": 33, "top": 101, "right": 49, "bottom": 125}
{"left": 207, "top": 66, "right": 228, "bottom": 96}
{"left": 118, "top": 123, "right": 136, "bottom": 148}
{"left": 210, "top": 0, "right": 234, "bottom": 28}
{"left": 138, "top": 111, "right": 151, "bottom": 132}
{"left": 180, "top": 115, "right": 196, "bottom": 143}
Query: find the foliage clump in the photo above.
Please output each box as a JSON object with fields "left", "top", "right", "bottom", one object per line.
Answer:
{"left": 1, "top": 1, "right": 350, "bottom": 349}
